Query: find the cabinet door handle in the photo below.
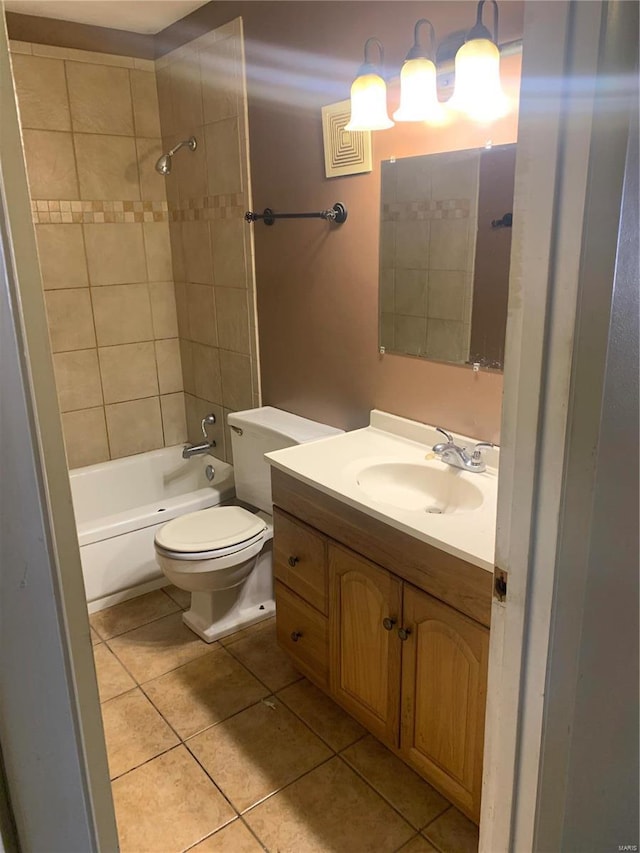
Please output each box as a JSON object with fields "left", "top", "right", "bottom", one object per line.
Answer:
{"left": 398, "top": 627, "right": 412, "bottom": 641}
{"left": 290, "top": 631, "right": 302, "bottom": 642}
{"left": 288, "top": 556, "right": 299, "bottom": 567}
{"left": 382, "top": 617, "right": 397, "bottom": 631}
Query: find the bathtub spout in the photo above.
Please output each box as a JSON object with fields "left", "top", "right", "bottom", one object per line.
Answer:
{"left": 182, "top": 440, "right": 216, "bottom": 459}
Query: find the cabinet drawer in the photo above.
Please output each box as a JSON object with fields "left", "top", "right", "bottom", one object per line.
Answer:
{"left": 275, "top": 581, "right": 328, "bottom": 687}
{"left": 273, "top": 508, "right": 327, "bottom": 613}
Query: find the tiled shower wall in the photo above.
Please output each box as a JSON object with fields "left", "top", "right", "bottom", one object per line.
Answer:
{"left": 10, "top": 40, "right": 186, "bottom": 468}
{"left": 156, "top": 18, "right": 261, "bottom": 461}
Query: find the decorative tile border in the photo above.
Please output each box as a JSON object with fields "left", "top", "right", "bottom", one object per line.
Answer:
{"left": 31, "top": 194, "right": 247, "bottom": 224}
{"left": 31, "top": 200, "right": 169, "bottom": 224}
{"left": 382, "top": 199, "right": 471, "bottom": 222}
{"left": 168, "top": 193, "right": 245, "bottom": 222}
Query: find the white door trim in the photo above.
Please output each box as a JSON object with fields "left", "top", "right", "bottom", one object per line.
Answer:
{"left": 0, "top": 15, "right": 118, "bottom": 851}
{"left": 481, "top": 2, "right": 637, "bottom": 850}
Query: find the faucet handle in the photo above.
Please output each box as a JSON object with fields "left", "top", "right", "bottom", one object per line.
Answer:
{"left": 472, "top": 441, "right": 494, "bottom": 461}
{"left": 435, "top": 426, "right": 454, "bottom": 445}
{"left": 201, "top": 413, "right": 216, "bottom": 440}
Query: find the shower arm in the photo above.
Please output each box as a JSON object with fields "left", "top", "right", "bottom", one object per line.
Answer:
{"left": 168, "top": 137, "right": 197, "bottom": 157}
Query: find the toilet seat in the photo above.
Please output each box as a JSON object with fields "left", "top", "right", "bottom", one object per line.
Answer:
{"left": 154, "top": 505, "right": 267, "bottom": 561}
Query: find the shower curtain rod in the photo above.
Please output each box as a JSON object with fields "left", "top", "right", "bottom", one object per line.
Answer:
{"left": 244, "top": 202, "right": 347, "bottom": 226}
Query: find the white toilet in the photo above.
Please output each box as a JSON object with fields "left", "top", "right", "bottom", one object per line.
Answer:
{"left": 154, "top": 406, "right": 341, "bottom": 642}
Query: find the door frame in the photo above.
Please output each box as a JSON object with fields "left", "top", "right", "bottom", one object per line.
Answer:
{"left": 0, "top": 14, "right": 118, "bottom": 852}
{"left": 481, "top": 2, "right": 637, "bottom": 850}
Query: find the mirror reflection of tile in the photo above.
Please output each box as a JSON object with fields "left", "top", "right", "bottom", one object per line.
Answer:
{"left": 379, "top": 144, "right": 516, "bottom": 370}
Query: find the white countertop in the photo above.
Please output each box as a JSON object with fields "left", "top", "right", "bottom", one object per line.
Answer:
{"left": 266, "top": 410, "right": 498, "bottom": 572}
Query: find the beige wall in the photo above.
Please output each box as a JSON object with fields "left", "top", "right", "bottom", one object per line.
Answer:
{"left": 9, "top": 41, "right": 186, "bottom": 467}
{"left": 156, "top": 18, "right": 260, "bottom": 462}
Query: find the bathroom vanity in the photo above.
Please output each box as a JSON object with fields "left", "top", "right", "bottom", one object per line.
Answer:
{"left": 266, "top": 412, "right": 497, "bottom": 824}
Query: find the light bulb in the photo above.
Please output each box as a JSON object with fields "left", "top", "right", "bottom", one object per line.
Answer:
{"left": 345, "top": 73, "right": 394, "bottom": 131}
{"left": 449, "top": 38, "right": 508, "bottom": 122}
{"left": 393, "top": 57, "right": 445, "bottom": 124}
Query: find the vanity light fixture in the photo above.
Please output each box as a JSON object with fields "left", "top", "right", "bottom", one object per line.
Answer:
{"left": 449, "top": 0, "right": 509, "bottom": 122}
{"left": 346, "top": 1, "right": 510, "bottom": 131}
{"left": 393, "top": 19, "right": 444, "bottom": 124}
{"left": 345, "top": 37, "right": 394, "bottom": 132}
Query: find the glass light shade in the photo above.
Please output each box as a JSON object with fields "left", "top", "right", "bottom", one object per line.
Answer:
{"left": 449, "top": 38, "right": 509, "bottom": 122}
{"left": 345, "top": 73, "right": 394, "bottom": 131}
{"left": 393, "top": 57, "right": 445, "bottom": 123}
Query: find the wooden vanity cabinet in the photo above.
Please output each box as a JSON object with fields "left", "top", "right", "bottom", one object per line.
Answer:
{"left": 271, "top": 470, "right": 491, "bottom": 823}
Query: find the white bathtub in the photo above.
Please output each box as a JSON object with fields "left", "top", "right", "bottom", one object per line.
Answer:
{"left": 69, "top": 447, "right": 235, "bottom": 611}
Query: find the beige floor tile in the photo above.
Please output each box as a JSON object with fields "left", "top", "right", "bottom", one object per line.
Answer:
{"left": 91, "top": 589, "right": 180, "bottom": 640}
{"left": 342, "top": 735, "right": 449, "bottom": 830}
{"left": 112, "top": 746, "right": 235, "bottom": 853}
{"left": 143, "top": 646, "right": 268, "bottom": 739}
{"left": 101, "top": 688, "right": 179, "bottom": 779}
{"left": 90, "top": 627, "right": 101, "bottom": 646}
{"left": 187, "top": 698, "right": 331, "bottom": 813}
{"left": 108, "top": 611, "right": 211, "bottom": 682}
{"left": 224, "top": 620, "right": 302, "bottom": 692}
{"left": 190, "top": 819, "right": 263, "bottom": 852}
{"left": 218, "top": 615, "right": 274, "bottom": 646}
{"left": 93, "top": 644, "right": 135, "bottom": 703}
{"left": 424, "top": 807, "right": 479, "bottom": 853}
{"left": 277, "top": 678, "right": 366, "bottom": 752}
{"left": 398, "top": 835, "right": 438, "bottom": 853}
{"left": 163, "top": 583, "right": 191, "bottom": 610}
{"left": 244, "top": 756, "right": 414, "bottom": 853}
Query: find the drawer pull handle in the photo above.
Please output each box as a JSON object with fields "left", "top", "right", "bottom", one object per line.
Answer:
{"left": 288, "top": 556, "right": 299, "bottom": 567}
{"left": 290, "top": 631, "right": 302, "bottom": 642}
{"left": 398, "top": 627, "right": 412, "bottom": 641}
{"left": 382, "top": 617, "right": 397, "bottom": 631}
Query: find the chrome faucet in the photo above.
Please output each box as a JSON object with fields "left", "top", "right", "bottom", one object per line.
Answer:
{"left": 432, "top": 427, "right": 493, "bottom": 473}
{"left": 182, "top": 414, "right": 217, "bottom": 459}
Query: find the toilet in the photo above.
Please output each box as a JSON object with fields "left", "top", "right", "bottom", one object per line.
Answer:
{"left": 154, "top": 407, "right": 341, "bottom": 642}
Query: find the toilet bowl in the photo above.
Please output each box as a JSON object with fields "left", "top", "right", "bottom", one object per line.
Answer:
{"left": 154, "top": 406, "right": 343, "bottom": 642}
{"left": 155, "top": 505, "right": 274, "bottom": 642}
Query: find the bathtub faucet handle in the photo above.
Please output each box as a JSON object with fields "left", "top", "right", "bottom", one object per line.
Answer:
{"left": 201, "top": 414, "right": 216, "bottom": 440}
{"left": 182, "top": 414, "right": 217, "bottom": 459}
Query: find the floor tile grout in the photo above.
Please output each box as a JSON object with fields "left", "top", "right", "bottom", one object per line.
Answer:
{"left": 239, "top": 752, "right": 337, "bottom": 818}
{"left": 178, "top": 813, "right": 238, "bottom": 853}
{"left": 332, "top": 752, "right": 417, "bottom": 833}
{"left": 90, "top": 593, "right": 184, "bottom": 642}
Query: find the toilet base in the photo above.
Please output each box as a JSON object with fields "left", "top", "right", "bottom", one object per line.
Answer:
{"left": 184, "top": 596, "right": 275, "bottom": 643}
{"left": 179, "top": 540, "right": 275, "bottom": 642}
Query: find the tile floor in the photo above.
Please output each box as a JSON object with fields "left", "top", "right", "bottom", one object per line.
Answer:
{"left": 90, "top": 587, "right": 480, "bottom": 853}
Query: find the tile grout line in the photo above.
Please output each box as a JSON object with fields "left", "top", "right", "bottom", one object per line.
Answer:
{"left": 90, "top": 589, "right": 183, "bottom": 641}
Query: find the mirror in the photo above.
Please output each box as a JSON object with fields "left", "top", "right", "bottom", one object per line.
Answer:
{"left": 378, "top": 143, "right": 516, "bottom": 369}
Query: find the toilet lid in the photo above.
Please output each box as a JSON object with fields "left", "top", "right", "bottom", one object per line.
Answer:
{"left": 155, "top": 506, "right": 267, "bottom": 554}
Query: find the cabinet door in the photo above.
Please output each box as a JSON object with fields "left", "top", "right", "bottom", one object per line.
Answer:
{"left": 401, "top": 585, "right": 489, "bottom": 823}
{"left": 329, "top": 544, "right": 402, "bottom": 746}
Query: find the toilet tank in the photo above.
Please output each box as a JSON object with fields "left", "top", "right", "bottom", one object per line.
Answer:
{"left": 227, "top": 407, "right": 342, "bottom": 512}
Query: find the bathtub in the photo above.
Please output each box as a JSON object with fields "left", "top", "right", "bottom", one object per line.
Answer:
{"left": 70, "top": 447, "right": 235, "bottom": 612}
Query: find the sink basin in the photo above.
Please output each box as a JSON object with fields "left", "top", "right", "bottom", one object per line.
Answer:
{"left": 355, "top": 462, "right": 484, "bottom": 514}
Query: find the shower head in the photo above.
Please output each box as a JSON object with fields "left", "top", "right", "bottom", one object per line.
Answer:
{"left": 155, "top": 136, "right": 197, "bottom": 176}
{"left": 156, "top": 153, "right": 172, "bottom": 175}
